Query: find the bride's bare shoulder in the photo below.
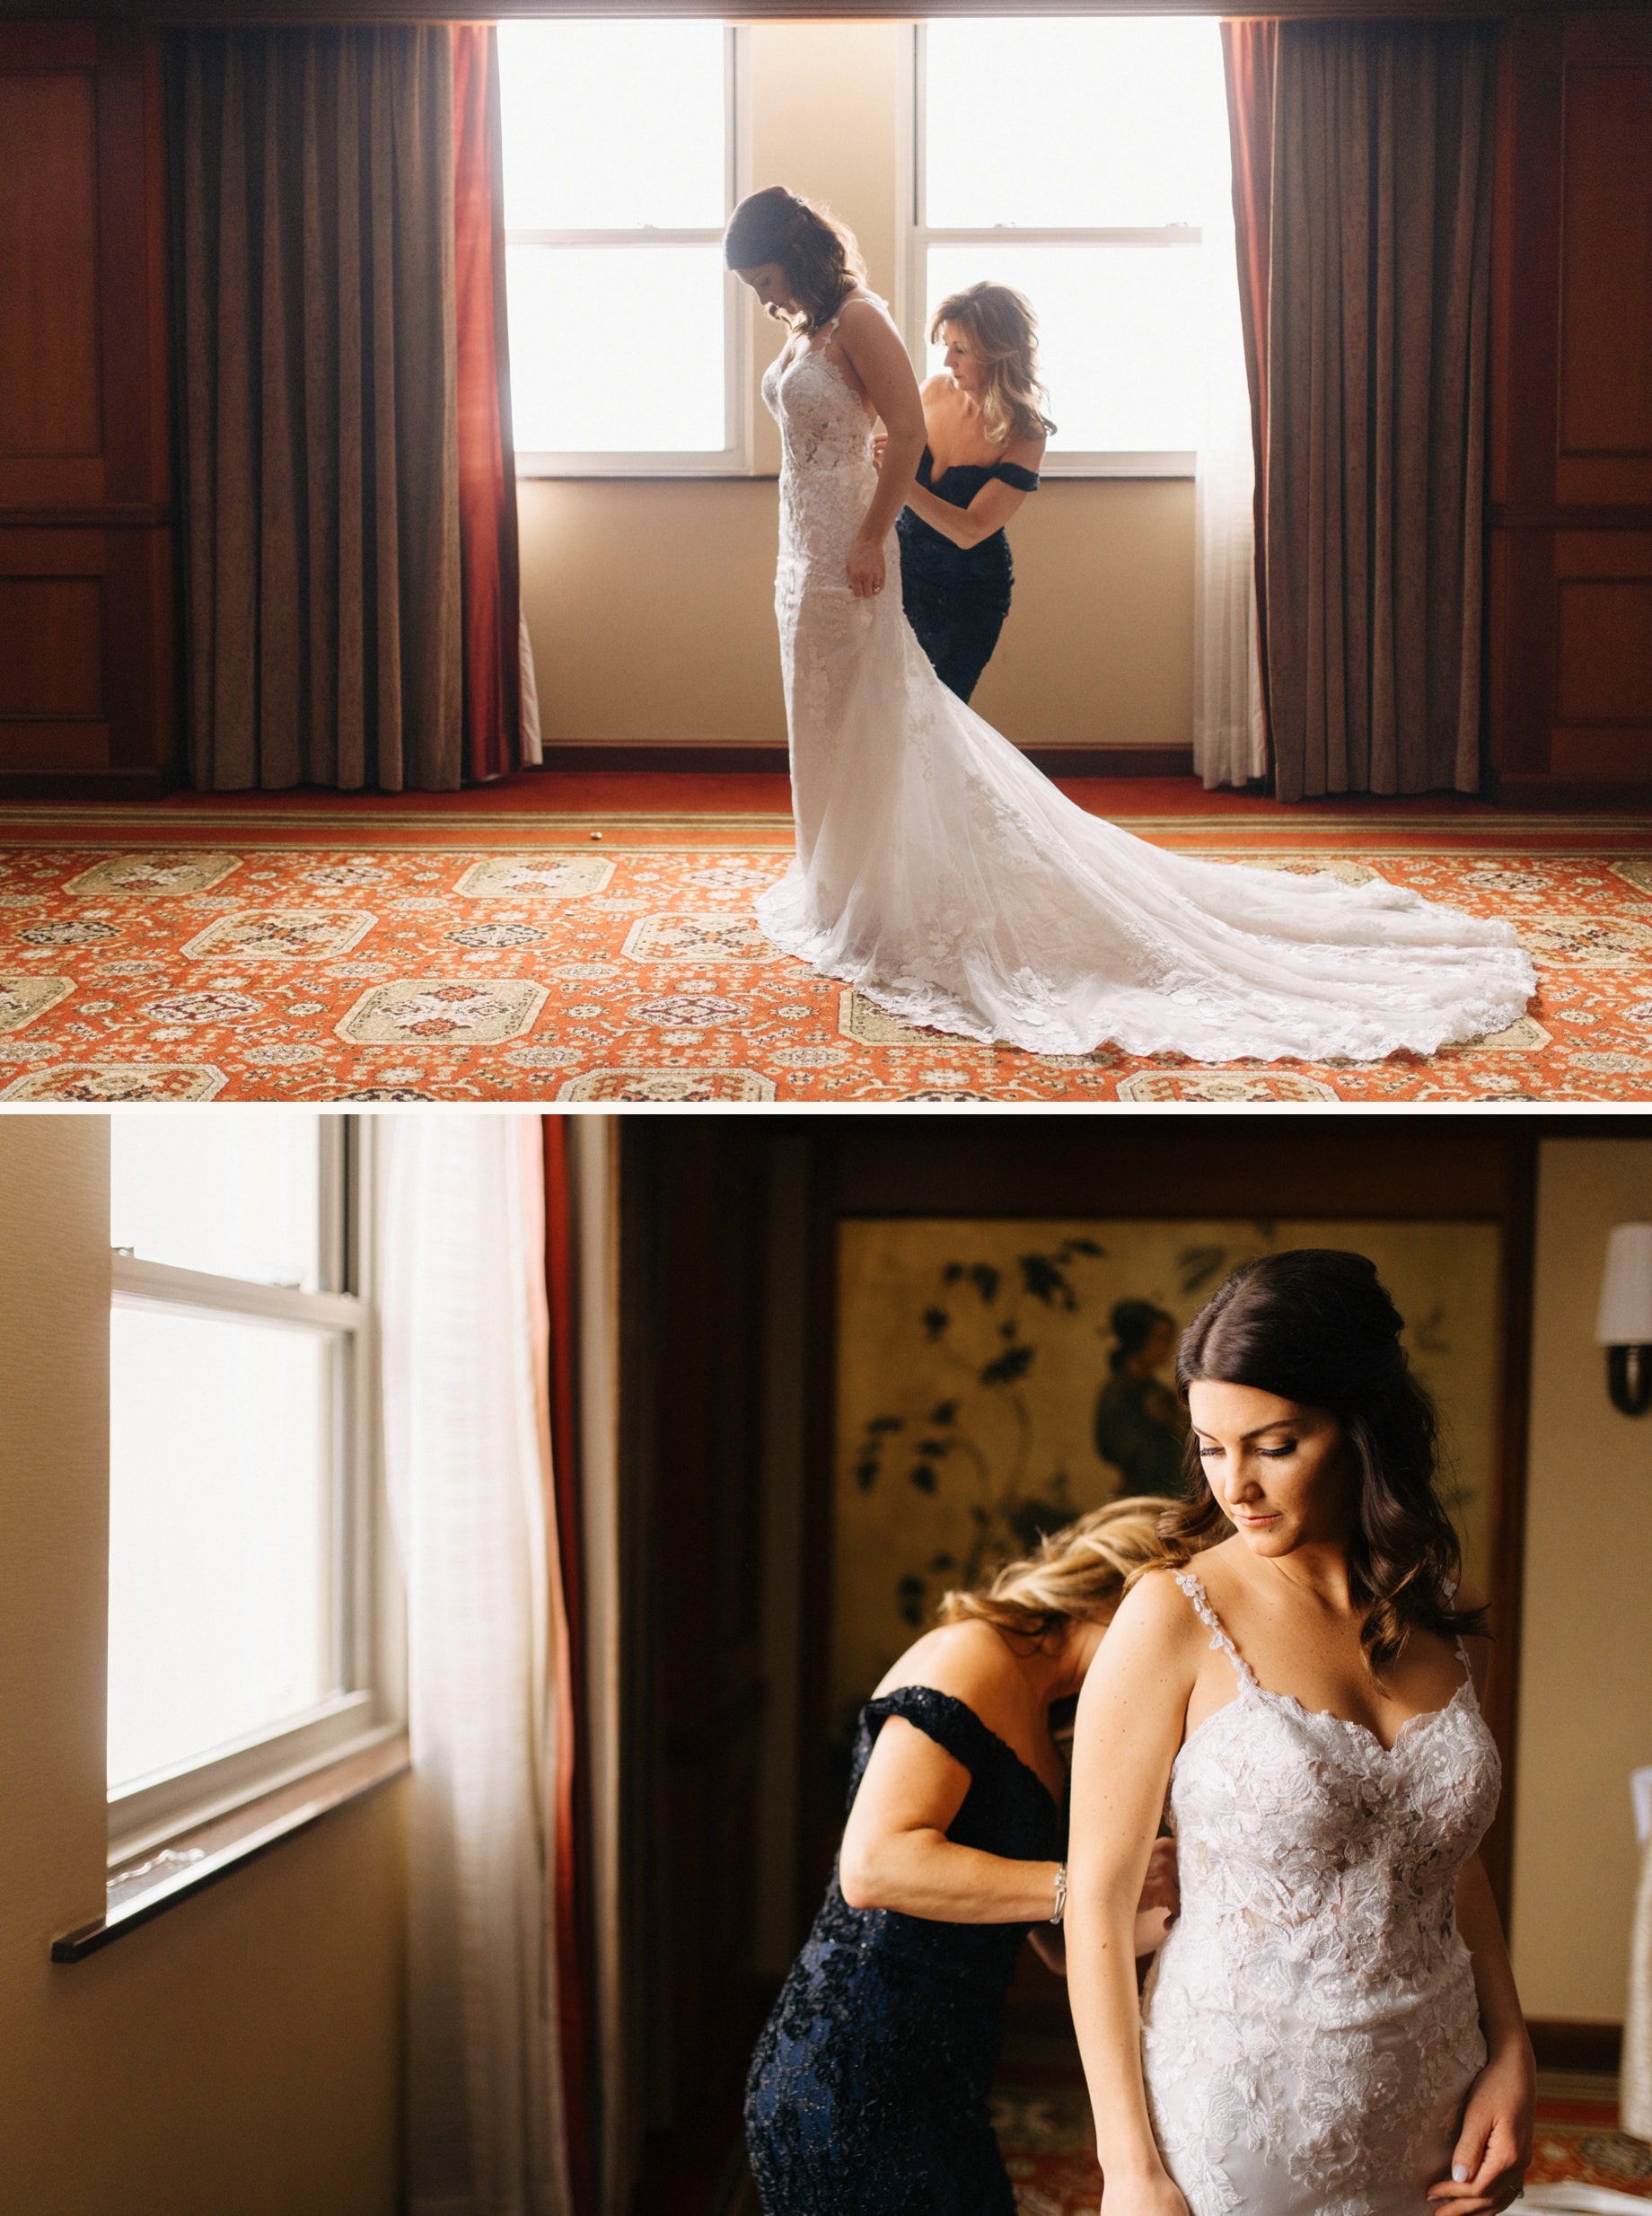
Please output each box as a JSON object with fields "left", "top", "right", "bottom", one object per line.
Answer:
{"left": 836, "top": 291, "right": 897, "bottom": 335}
{"left": 1103, "top": 1565, "right": 1206, "bottom": 1664}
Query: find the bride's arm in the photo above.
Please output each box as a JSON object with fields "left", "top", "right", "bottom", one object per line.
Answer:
{"left": 1067, "top": 1573, "right": 1199, "bottom": 2216}
{"left": 833, "top": 301, "right": 925, "bottom": 598}
{"left": 1426, "top": 1856, "right": 1533, "bottom": 2216}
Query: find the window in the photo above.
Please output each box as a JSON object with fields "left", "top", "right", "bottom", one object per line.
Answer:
{"left": 500, "top": 21, "right": 744, "bottom": 474}
{"left": 107, "top": 1115, "right": 391, "bottom": 1860}
{"left": 909, "top": 19, "right": 1236, "bottom": 475}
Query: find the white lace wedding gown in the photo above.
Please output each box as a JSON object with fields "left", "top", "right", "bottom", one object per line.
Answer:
{"left": 1142, "top": 1570, "right": 1502, "bottom": 2216}
{"left": 756, "top": 302, "right": 1536, "bottom": 1062}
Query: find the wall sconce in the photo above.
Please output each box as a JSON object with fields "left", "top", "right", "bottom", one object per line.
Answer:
{"left": 1595, "top": 1223, "right": 1652, "bottom": 1416}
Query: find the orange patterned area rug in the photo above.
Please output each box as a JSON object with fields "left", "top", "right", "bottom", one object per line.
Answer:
{"left": 4, "top": 820, "right": 1652, "bottom": 1102}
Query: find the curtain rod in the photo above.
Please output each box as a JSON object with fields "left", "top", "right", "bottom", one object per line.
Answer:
{"left": 29, "top": 1, "right": 1634, "bottom": 21}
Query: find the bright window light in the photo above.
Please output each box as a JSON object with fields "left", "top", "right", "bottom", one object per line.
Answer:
{"left": 920, "top": 19, "right": 1238, "bottom": 462}
{"left": 499, "top": 20, "right": 734, "bottom": 462}
{"left": 107, "top": 1306, "right": 338, "bottom": 1790}
{"left": 110, "top": 1110, "right": 321, "bottom": 1288}
{"left": 499, "top": 21, "right": 725, "bottom": 231}
{"left": 505, "top": 242, "right": 729, "bottom": 454}
{"left": 925, "top": 243, "right": 1209, "bottom": 455}
{"left": 925, "top": 19, "right": 1233, "bottom": 230}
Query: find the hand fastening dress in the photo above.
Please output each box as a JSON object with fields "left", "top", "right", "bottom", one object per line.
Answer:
{"left": 756, "top": 302, "right": 1536, "bottom": 1063}
{"left": 1141, "top": 1570, "right": 1502, "bottom": 2216}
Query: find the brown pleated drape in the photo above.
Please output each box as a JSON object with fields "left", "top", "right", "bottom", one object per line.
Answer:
{"left": 1257, "top": 22, "right": 1498, "bottom": 800}
{"left": 175, "top": 28, "right": 462, "bottom": 791}
{"left": 1221, "top": 20, "right": 1277, "bottom": 747}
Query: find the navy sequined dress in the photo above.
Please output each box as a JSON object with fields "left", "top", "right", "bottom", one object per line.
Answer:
{"left": 896, "top": 447, "right": 1041, "bottom": 703}
{"left": 745, "top": 1684, "right": 1061, "bottom": 2216}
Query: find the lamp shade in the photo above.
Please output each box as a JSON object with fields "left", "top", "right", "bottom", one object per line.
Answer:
{"left": 1595, "top": 1223, "right": 1652, "bottom": 1345}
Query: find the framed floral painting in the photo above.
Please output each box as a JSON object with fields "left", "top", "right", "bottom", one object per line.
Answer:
{"left": 831, "top": 1218, "right": 1502, "bottom": 1746}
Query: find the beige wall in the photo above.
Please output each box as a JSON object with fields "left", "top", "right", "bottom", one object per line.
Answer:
{"left": 1510, "top": 1138, "right": 1652, "bottom": 2025}
{"left": 0, "top": 1119, "right": 407, "bottom": 2216}
{"left": 517, "top": 21, "right": 1195, "bottom": 752}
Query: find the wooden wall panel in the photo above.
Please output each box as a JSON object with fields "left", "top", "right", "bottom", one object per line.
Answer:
{"left": 1557, "top": 64, "right": 1652, "bottom": 502}
{"left": 0, "top": 23, "right": 176, "bottom": 794}
{"left": 1489, "top": 13, "right": 1652, "bottom": 801}
{"left": 0, "top": 74, "right": 101, "bottom": 488}
{"left": 0, "top": 581, "right": 103, "bottom": 717}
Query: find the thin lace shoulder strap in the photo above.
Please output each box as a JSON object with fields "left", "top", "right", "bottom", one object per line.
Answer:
{"left": 1443, "top": 1581, "right": 1479, "bottom": 1700}
{"left": 1171, "top": 1568, "right": 1257, "bottom": 1688}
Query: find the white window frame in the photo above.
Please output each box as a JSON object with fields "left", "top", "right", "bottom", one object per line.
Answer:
{"left": 511, "top": 23, "right": 751, "bottom": 479}
{"left": 106, "top": 1117, "right": 400, "bottom": 1867}
{"left": 902, "top": 22, "right": 1201, "bottom": 480}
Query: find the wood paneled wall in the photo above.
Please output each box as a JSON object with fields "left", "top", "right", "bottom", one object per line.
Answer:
{"left": 1489, "top": 13, "right": 1652, "bottom": 802}
{"left": 0, "top": 24, "right": 176, "bottom": 794}
{"left": 621, "top": 1124, "right": 775, "bottom": 2140}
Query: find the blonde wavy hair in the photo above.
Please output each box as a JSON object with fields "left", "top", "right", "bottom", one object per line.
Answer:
{"left": 933, "top": 282, "right": 1056, "bottom": 449}
{"left": 724, "top": 186, "right": 868, "bottom": 335}
{"left": 936, "top": 1498, "right": 1168, "bottom": 1640}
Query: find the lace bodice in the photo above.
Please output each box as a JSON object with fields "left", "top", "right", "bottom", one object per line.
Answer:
{"left": 751, "top": 300, "right": 1534, "bottom": 1062}
{"left": 1141, "top": 1570, "right": 1501, "bottom": 2216}
{"left": 762, "top": 317, "right": 876, "bottom": 484}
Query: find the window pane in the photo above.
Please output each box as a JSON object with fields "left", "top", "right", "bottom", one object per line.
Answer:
{"left": 925, "top": 19, "right": 1231, "bottom": 230}
{"left": 926, "top": 242, "right": 1209, "bottom": 453}
{"left": 108, "top": 1307, "right": 338, "bottom": 1790}
{"left": 498, "top": 22, "right": 725, "bottom": 230}
{"left": 508, "top": 244, "right": 727, "bottom": 453}
{"left": 110, "top": 1110, "right": 322, "bottom": 1288}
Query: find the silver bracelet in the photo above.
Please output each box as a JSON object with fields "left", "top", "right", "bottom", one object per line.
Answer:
{"left": 1050, "top": 1863, "right": 1068, "bottom": 1925}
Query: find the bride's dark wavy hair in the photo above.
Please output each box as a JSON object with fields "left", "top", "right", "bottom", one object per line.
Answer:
{"left": 1162, "top": 1249, "right": 1487, "bottom": 1676}
{"left": 723, "top": 185, "right": 866, "bottom": 334}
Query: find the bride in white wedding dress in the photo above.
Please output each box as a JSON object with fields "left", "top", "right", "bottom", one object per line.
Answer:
{"left": 724, "top": 188, "right": 1536, "bottom": 1064}
{"left": 1066, "top": 1251, "right": 1534, "bottom": 2216}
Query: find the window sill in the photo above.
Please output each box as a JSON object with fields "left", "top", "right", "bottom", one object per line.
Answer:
{"left": 51, "top": 1728, "right": 409, "bottom": 1963}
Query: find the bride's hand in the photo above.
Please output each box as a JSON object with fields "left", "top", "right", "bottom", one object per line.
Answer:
{"left": 847, "top": 535, "right": 886, "bottom": 599}
{"left": 872, "top": 431, "right": 888, "bottom": 471}
{"left": 1099, "top": 2166, "right": 1191, "bottom": 2216}
{"left": 1425, "top": 2042, "right": 1534, "bottom": 2216}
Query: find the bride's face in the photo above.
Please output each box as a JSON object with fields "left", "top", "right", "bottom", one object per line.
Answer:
{"left": 734, "top": 262, "right": 798, "bottom": 319}
{"left": 1185, "top": 1379, "right": 1358, "bottom": 1556}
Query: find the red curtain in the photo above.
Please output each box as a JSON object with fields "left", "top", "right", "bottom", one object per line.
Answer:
{"left": 544, "top": 1116, "right": 596, "bottom": 2213}
{"left": 1221, "top": 19, "right": 1278, "bottom": 758}
{"left": 453, "top": 25, "right": 523, "bottom": 783}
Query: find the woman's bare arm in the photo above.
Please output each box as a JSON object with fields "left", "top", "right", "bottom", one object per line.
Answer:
{"left": 832, "top": 300, "right": 925, "bottom": 596}
{"left": 1066, "top": 1574, "right": 1201, "bottom": 2215}
{"left": 898, "top": 434, "right": 1047, "bottom": 550}
{"left": 841, "top": 1714, "right": 1182, "bottom": 1949}
{"left": 839, "top": 1717, "right": 1061, "bottom": 1921}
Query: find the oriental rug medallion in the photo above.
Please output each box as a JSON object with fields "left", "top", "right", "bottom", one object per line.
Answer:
{"left": 2, "top": 809, "right": 1651, "bottom": 1103}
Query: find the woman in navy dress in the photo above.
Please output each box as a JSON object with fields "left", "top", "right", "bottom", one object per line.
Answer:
{"left": 745, "top": 1500, "right": 1177, "bottom": 2216}
{"left": 889, "top": 282, "right": 1052, "bottom": 703}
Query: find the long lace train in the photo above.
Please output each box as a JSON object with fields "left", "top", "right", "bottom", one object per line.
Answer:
{"left": 759, "top": 302, "right": 1535, "bottom": 1064}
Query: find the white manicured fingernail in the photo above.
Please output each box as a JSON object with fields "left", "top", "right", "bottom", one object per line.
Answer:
{"left": 1452, "top": 2167, "right": 1470, "bottom": 2184}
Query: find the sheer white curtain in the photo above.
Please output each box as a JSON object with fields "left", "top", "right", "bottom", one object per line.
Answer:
{"left": 378, "top": 1113, "right": 572, "bottom": 2216}
{"left": 1193, "top": 207, "right": 1268, "bottom": 792}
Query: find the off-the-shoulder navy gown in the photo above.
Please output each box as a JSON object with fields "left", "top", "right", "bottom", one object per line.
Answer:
{"left": 896, "top": 446, "right": 1041, "bottom": 703}
{"left": 744, "top": 1684, "right": 1061, "bottom": 2215}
